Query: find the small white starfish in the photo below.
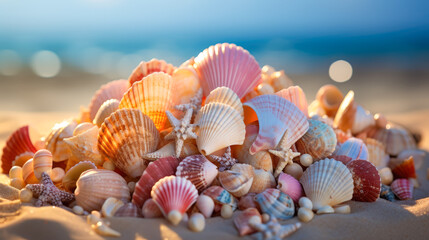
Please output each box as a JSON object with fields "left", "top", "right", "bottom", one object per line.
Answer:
{"left": 249, "top": 215, "right": 301, "bottom": 240}
{"left": 164, "top": 108, "right": 198, "bottom": 157}
{"left": 209, "top": 146, "right": 238, "bottom": 171}
{"left": 269, "top": 130, "right": 301, "bottom": 177}
{"left": 174, "top": 88, "right": 203, "bottom": 114}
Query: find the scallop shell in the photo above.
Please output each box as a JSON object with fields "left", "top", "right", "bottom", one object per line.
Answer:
{"left": 98, "top": 109, "right": 160, "bottom": 178}
{"left": 243, "top": 94, "right": 309, "bottom": 154}
{"left": 114, "top": 202, "right": 142, "bottom": 218}
{"left": 132, "top": 156, "right": 179, "bottom": 208}
{"left": 365, "top": 138, "right": 389, "bottom": 169}
{"left": 22, "top": 158, "right": 39, "bottom": 184}
{"left": 119, "top": 72, "right": 173, "bottom": 131}
{"left": 142, "top": 198, "right": 163, "bottom": 218}
{"left": 93, "top": 99, "right": 120, "bottom": 127}
{"left": 389, "top": 156, "right": 416, "bottom": 179}
{"left": 255, "top": 188, "right": 295, "bottom": 220}
{"left": 45, "top": 119, "right": 78, "bottom": 162}
{"left": 151, "top": 176, "right": 198, "bottom": 225}
{"left": 300, "top": 158, "right": 354, "bottom": 210}
{"left": 351, "top": 105, "right": 375, "bottom": 134}
{"left": 75, "top": 169, "right": 130, "bottom": 211}
{"left": 346, "top": 160, "right": 381, "bottom": 202}
{"left": 88, "top": 79, "right": 129, "bottom": 121}
{"left": 170, "top": 62, "right": 200, "bottom": 117}
{"left": 62, "top": 161, "right": 97, "bottom": 192}
{"left": 32, "top": 149, "right": 53, "bottom": 180}
{"left": 335, "top": 137, "right": 369, "bottom": 161}
{"left": 295, "top": 119, "right": 337, "bottom": 161}
{"left": 175, "top": 155, "right": 218, "bottom": 192}
{"left": 196, "top": 102, "right": 245, "bottom": 155}
{"left": 270, "top": 70, "right": 294, "bottom": 92}
{"left": 277, "top": 172, "right": 303, "bottom": 203}
{"left": 367, "top": 123, "right": 417, "bottom": 156}
{"left": 249, "top": 169, "right": 275, "bottom": 194}
{"left": 193, "top": 43, "right": 262, "bottom": 98}
{"left": 391, "top": 178, "right": 413, "bottom": 200}
{"left": 128, "top": 59, "right": 176, "bottom": 86}
{"left": 238, "top": 193, "right": 260, "bottom": 211}
{"left": 333, "top": 90, "right": 356, "bottom": 132}
{"left": 315, "top": 84, "right": 344, "bottom": 117}
{"left": 1, "top": 126, "right": 37, "bottom": 173}
{"left": 275, "top": 86, "right": 308, "bottom": 117}
{"left": 201, "top": 186, "right": 238, "bottom": 212}
{"left": 204, "top": 87, "right": 243, "bottom": 116}
{"left": 143, "top": 141, "right": 199, "bottom": 160}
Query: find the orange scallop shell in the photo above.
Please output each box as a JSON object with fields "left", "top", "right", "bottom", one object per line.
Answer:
{"left": 128, "top": 59, "right": 176, "bottom": 86}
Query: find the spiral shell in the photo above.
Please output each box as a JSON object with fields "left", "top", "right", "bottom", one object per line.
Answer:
{"left": 45, "top": 119, "right": 78, "bottom": 162}
{"left": 255, "top": 188, "right": 295, "bottom": 220}
{"left": 333, "top": 90, "right": 356, "bottom": 132}
{"left": 315, "top": 84, "right": 344, "bottom": 117}
{"left": 219, "top": 166, "right": 254, "bottom": 198}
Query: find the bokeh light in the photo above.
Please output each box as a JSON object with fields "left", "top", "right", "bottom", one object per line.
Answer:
{"left": 329, "top": 60, "right": 353, "bottom": 83}
{"left": 0, "top": 50, "right": 22, "bottom": 76}
{"left": 31, "top": 50, "right": 61, "bottom": 78}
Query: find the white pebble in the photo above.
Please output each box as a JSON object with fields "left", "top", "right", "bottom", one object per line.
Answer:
{"left": 188, "top": 213, "right": 205, "bottom": 232}
{"left": 300, "top": 154, "right": 313, "bottom": 167}
{"left": 334, "top": 205, "right": 351, "bottom": 214}
{"left": 221, "top": 204, "right": 233, "bottom": 219}
{"left": 298, "top": 197, "right": 313, "bottom": 210}
{"left": 284, "top": 163, "right": 303, "bottom": 180}
{"left": 261, "top": 213, "right": 270, "bottom": 223}
{"left": 298, "top": 208, "right": 314, "bottom": 222}
{"left": 9, "top": 166, "right": 23, "bottom": 179}
{"left": 379, "top": 167, "right": 393, "bottom": 185}
{"left": 73, "top": 205, "right": 84, "bottom": 215}
{"left": 50, "top": 167, "right": 65, "bottom": 182}
{"left": 316, "top": 206, "right": 334, "bottom": 215}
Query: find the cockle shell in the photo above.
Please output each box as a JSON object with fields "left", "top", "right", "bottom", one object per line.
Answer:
{"left": 175, "top": 155, "right": 218, "bottom": 192}
{"left": 315, "top": 84, "right": 344, "bottom": 117}
{"left": 335, "top": 137, "right": 369, "bottom": 161}
{"left": 193, "top": 43, "right": 262, "bottom": 98}
{"left": 32, "top": 149, "right": 53, "bottom": 180}
{"left": 243, "top": 95, "right": 308, "bottom": 154}
{"left": 22, "top": 158, "right": 39, "bottom": 184}
{"left": 255, "top": 188, "right": 295, "bottom": 220}
{"left": 351, "top": 105, "right": 375, "bottom": 134}
{"left": 277, "top": 173, "right": 303, "bottom": 203}
{"left": 45, "top": 119, "right": 78, "bottom": 162}
{"left": 62, "top": 161, "right": 97, "bottom": 192}
{"left": 143, "top": 141, "right": 199, "bottom": 160}
{"left": 346, "top": 160, "right": 381, "bottom": 202}
{"left": 275, "top": 86, "right": 308, "bottom": 117}
{"left": 98, "top": 109, "right": 160, "bottom": 178}
{"left": 132, "top": 156, "right": 179, "bottom": 208}
{"left": 114, "top": 202, "right": 142, "bottom": 218}
{"left": 196, "top": 102, "right": 245, "bottom": 155}
{"left": 75, "top": 169, "right": 130, "bottom": 211}
{"left": 391, "top": 178, "right": 413, "bottom": 200}
{"left": 142, "top": 198, "right": 163, "bottom": 218}
{"left": 119, "top": 72, "right": 173, "bottom": 131}
{"left": 365, "top": 138, "right": 389, "bottom": 169}
{"left": 233, "top": 208, "right": 261, "bottom": 236}
{"left": 1, "top": 125, "right": 37, "bottom": 173}
{"left": 201, "top": 186, "right": 238, "bottom": 212}
{"left": 238, "top": 193, "right": 260, "bottom": 211}
{"left": 196, "top": 195, "right": 215, "bottom": 218}
{"left": 389, "top": 156, "right": 416, "bottom": 179}
{"left": 249, "top": 169, "right": 276, "bottom": 194}
{"left": 128, "top": 59, "right": 176, "bottom": 86}
{"left": 300, "top": 158, "right": 354, "bottom": 210}
{"left": 93, "top": 99, "right": 120, "bottom": 127}
{"left": 270, "top": 70, "right": 294, "bottom": 92}
{"left": 219, "top": 170, "right": 253, "bottom": 198}
{"left": 295, "top": 119, "right": 337, "bottom": 161}
{"left": 333, "top": 90, "right": 356, "bottom": 132}
{"left": 151, "top": 176, "right": 198, "bottom": 225}
{"left": 204, "top": 87, "right": 243, "bottom": 117}
{"left": 367, "top": 123, "right": 417, "bottom": 156}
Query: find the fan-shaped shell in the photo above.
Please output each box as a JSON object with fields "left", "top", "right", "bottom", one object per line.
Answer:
{"left": 176, "top": 155, "right": 218, "bottom": 192}
{"left": 275, "top": 86, "right": 308, "bottom": 117}
{"left": 75, "top": 169, "right": 130, "bottom": 211}
{"left": 391, "top": 178, "right": 413, "bottom": 200}
{"left": 98, "top": 109, "right": 160, "bottom": 178}
{"left": 352, "top": 105, "right": 375, "bottom": 134}
{"left": 194, "top": 43, "right": 262, "bottom": 98}
{"left": 1, "top": 126, "right": 37, "bottom": 173}
{"left": 335, "top": 137, "right": 369, "bottom": 161}
{"left": 62, "top": 161, "right": 97, "bottom": 192}
{"left": 201, "top": 186, "right": 238, "bottom": 212}
{"left": 295, "top": 119, "right": 337, "bottom": 160}
{"left": 277, "top": 172, "right": 303, "bottom": 203}
{"left": 390, "top": 156, "right": 416, "bottom": 179}
{"left": 315, "top": 84, "right": 344, "bottom": 117}
{"left": 204, "top": 87, "right": 243, "bottom": 116}
{"left": 128, "top": 59, "right": 176, "bottom": 86}
{"left": 119, "top": 72, "right": 173, "bottom": 130}
{"left": 132, "top": 156, "right": 179, "bottom": 208}
{"left": 243, "top": 95, "right": 308, "bottom": 154}
{"left": 300, "top": 158, "right": 354, "bottom": 210}
{"left": 367, "top": 123, "right": 417, "bottom": 156}
{"left": 346, "top": 160, "right": 381, "bottom": 202}
{"left": 365, "top": 138, "right": 389, "bottom": 169}
{"left": 255, "top": 188, "right": 295, "bottom": 219}
{"left": 333, "top": 90, "right": 356, "bottom": 132}
{"left": 93, "top": 99, "right": 120, "bottom": 127}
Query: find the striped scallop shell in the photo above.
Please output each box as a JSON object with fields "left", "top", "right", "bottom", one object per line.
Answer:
{"left": 255, "top": 188, "right": 295, "bottom": 220}
{"left": 243, "top": 95, "right": 309, "bottom": 154}
{"left": 219, "top": 170, "right": 253, "bottom": 198}
{"left": 295, "top": 119, "right": 337, "bottom": 161}
{"left": 93, "top": 99, "right": 120, "bottom": 127}
{"left": 128, "top": 59, "right": 176, "bottom": 86}
{"left": 335, "top": 137, "right": 369, "bottom": 161}
{"left": 75, "top": 169, "right": 130, "bottom": 211}
{"left": 196, "top": 102, "right": 245, "bottom": 155}
{"left": 334, "top": 90, "right": 357, "bottom": 132}
{"left": 204, "top": 87, "right": 243, "bottom": 117}
{"left": 132, "top": 156, "right": 179, "bottom": 208}
{"left": 277, "top": 172, "right": 303, "bottom": 203}
{"left": 62, "top": 161, "right": 97, "bottom": 192}
{"left": 275, "top": 85, "right": 308, "bottom": 117}
{"left": 391, "top": 178, "right": 413, "bottom": 200}
{"left": 315, "top": 84, "right": 344, "bottom": 117}
{"left": 365, "top": 138, "right": 389, "bottom": 169}
{"left": 300, "top": 158, "right": 354, "bottom": 210}
{"left": 119, "top": 72, "right": 173, "bottom": 131}
{"left": 202, "top": 186, "right": 238, "bottom": 212}
{"left": 175, "top": 155, "right": 218, "bottom": 192}
{"left": 346, "top": 160, "right": 381, "bottom": 202}
{"left": 98, "top": 109, "right": 160, "bottom": 178}
{"left": 194, "top": 43, "right": 262, "bottom": 98}
{"left": 367, "top": 123, "right": 417, "bottom": 156}
{"left": 88, "top": 79, "right": 129, "bottom": 121}
{"left": 32, "top": 149, "right": 53, "bottom": 180}
{"left": 389, "top": 156, "right": 416, "bottom": 179}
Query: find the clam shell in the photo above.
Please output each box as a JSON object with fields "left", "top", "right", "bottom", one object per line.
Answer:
{"left": 22, "top": 158, "right": 39, "bottom": 184}
{"left": 295, "top": 119, "right": 337, "bottom": 160}
{"left": 196, "top": 102, "right": 245, "bottom": 155}
{"left": 114, "top": 202, "right": 142, "bottom": 218}
{"left": 32, "top": 149, "right": 53, "bottom": 180}
{"left": 194, "top": 43, "right": 262, "bottom": 98}
{"left": 151, "top": 176, "right": 198, "bottom": 225}
{"left": 75, "top": 169, "right": 130, "bottom": 211}
{"left": 275, "top": 86, "right": 308, "bottom": 117}
{"left": 391, "top": 178, "right": 413, "bottom": 200}
{"left": 219, "top": 170, "right": 253, "bottom": 198}
{"left": 300, "top": 158, "right": 354, "bottom": 210}
{"left": 142, "top": 198, "right": 163, "bottom": 218}
{"left": 93, "top": 99, "right": 120, "bottom": 127}
{"left": 365, "top": 138, "right": 389, "bottom": 169}
{"left": 119, "top": 72, "right": 173, "bottom": 131}
{"left": 233, "top": 208, "right": 261, "bottom": 236}
{"left": 243, "top": 95, "right": 308, "bottom": 154}
{"left": 367, "top": 123, "right": 417, "bottom": 156}
{"left": 270, "top": 70, "right": 293, "bottom": 92}
{"left": 175, "top": 155, "right": 218, "bottom": 192}
{"left": 255, "top": 188, "right": 295, "bottom": 219}
{"left": 45, "top": 119, "right": 78, "bottom": 162}
{"left": 201, "top": 186, "right": 238, "bottom": 212}
{"left": 128, "top": 59, "right": 176, "bottom": 86}
{"left": 249, "top": 169, "right": 275, "bottom": 194}
{"left": 346, "top": 160, "right": 381, "bottom": 202}
{"left": 204, "top": 87, "right": 243, "bottom": 116}
{"left": 98, "top": 109, "right": 160, "bottom": 178}
{"left": 277, "top": 172, "right": 303, "bottom": 203}
{"left": 1, "top": 126, "right": 37, "bottom": 173}
{"left": 335, "top": 137, "right": 369, "bottom": 161}
{"left": 389, "top": 156, "right": 416, "bottom": 179}
{"left": 352, "top": 105, "right": 375, "bottom": 134}
{"left": 88, "top": 79, "right": 129, "bottom": 121}
{"left": 315, "top": 84, "right": 344, "bottom": 117}
{"left": 62, "top": 161, "right": 97, "bottom": 192}
{"left": 380, "top": 184, "right": 396, "bottom": 202}
{"left": 238, "top": 193, "right": 260, "bottom": 211}
{"left": 333, "top": 90, "right": 356, "bottom": 132}
{"left": 132, "top": 156, "right": 179, "bottom": 208}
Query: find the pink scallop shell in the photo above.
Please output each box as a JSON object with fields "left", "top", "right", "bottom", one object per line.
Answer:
{"left": 277, "top": 173, "right": 303, "bottom": 203}
{"left": 128, "top": 59, "right": 176, "bottom": 86}
{"left": 175, "top": 155, "right": 218, "bottom": 192}
{"left": 194, "top": 43, "right": 262, "bottom": 98}
{"left": 391, "top": 178, "right": 413, "bottom": 200}
{"left": 275, "top": 86, "right": 308, "bottom": 117}
{"left": 335, "top": 137, "right": 368, "bottom": 161}
{"left": 346, "top": 160, "right": 381, "bottom": 202}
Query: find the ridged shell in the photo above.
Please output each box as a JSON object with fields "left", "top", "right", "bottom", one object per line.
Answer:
{"left": 93, "top": 99, "right": 120, "bottom": 127}
{"left": 114, "top": 202, "right": 142, "bottom": 218}
{"left": 88, "top": 79, "right": 129, "bottom": 121}
{"left": 255, "top": 188, "right": 295, "bottom": 219}
{"left": 204, "top": 87, "right": 243, "bottom": 116}
{"left": 119, "top": 72, "right": 173, "bottom": 131}
{"left": 176, "top": 155, "right": 218, "bottom": 192}
{"left": 243, "top": 95, "right": 309, "bottom": 154}
{"left": 335, "top": 137, "right": 369, "bottom": 161}
{"left": 346, "top": 160, "right": 381, "bottom": 202}
{"left": 300, "top": 158, "right": 354, "bottom": 210}
{"left": 233, "top": 208, "right": 261, "bottom": 236}
{"left": 201, "top": 186, "right": 238, "bottom": 212}
{"left": 275, "top": 86, "right": 308, "bottom": 117}
{"left": 194, "top": 43, "right": 262, "bottom": 98}
{"left": 45, "top": 119, "right": 78, "bottom": 162}
{"left": 315, "top": 84, "right": 344, "bottom": 117}
{"left": 391, "top": 178, "right": 413, "bottom": 200}
{"left": 128, "top": 59, "right": 176, "bottom": 86}
{"left": 219, "top": 170, "right": 253, "bottom": 198}
{"left": 352, "top": 105, "right": 375, "bottom": 134}
{"left": 365, "top": 138, "right": 389, "bottom": 169}
{"left": 333, "top": 91, "right": 356, "bottom": 132}
{"left": 277, "top": 172, "right": 303, "bottom": 203}
{"left": 132, "top": 156, "right": 179, "bottom": 208}
{"left": 249, "top": 169, "right": 276, "bottom": 194}
{"left": 98, "top": 109, "right": 160, "bottom": 178}
{"left": 389, "top": 156, "right": 416, "bottom": 179}
{"left": 22, "top": 158, "right": 39, "bottom": 184}
{"left": 142, "top": 198, "right": 163, "bottom": 218}
{"left": 75, "top": 169, "right": 130, "bottom": 211}
{"left": 196, "top": 102, "right": 245, "bottom": 155}
{"left": 1, "top": 126, "right": 37, "bottom": 173}
{"left": 32, "top": 149, "right": 53, "bottom": 180}
{"left": 62, "top": 161, "right": 97, "bottom": 192}
{"left": 367, "top": 123, "right": 417, "bottom": 156}
{"left": 295, "top": 119, "right": 337, "bottom": 160}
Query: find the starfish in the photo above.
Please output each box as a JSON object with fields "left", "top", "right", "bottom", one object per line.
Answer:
{"left": 26, "top": 172, "right": 75, "bottom": 207}
{"left": 269, "top": 130, "right": 301, "bottom": 178}
{"left": 164, "top": 108, "right": 198, "bottom": 157}
{"left": 249, "top": 215, "right": 301, "bottom": 240}
{"left": 174, "top": 88, "right": 203, "bottom": 115}
{"left": 209, "top": 146, "right": 238, "bottom": 171}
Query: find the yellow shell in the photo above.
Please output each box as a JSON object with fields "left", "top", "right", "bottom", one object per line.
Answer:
{"left": 204, "top": 87, "right": 243, "bottom": 117}
{"left": 22, "top": 158, "right": 39, "bottom": 184}
{"left": 315, "top": 84, "right": 344, "bottom": 117}
{"left": 365, "top": 138, "right": 389, "bottom": 169}
{"left": 93, "top": 99, "right": 120, "bottom": 127}
{"left": 32, "top": 149, "right": 53, "bottom": 180}
{"left": 249, "top": 169, "right": 275, "bottom": 194}
{"left": 62, "top": 161, "right": 97, "bottom": 192}
{"left": 45, "top": 119, "right": 78, "bottom": 162}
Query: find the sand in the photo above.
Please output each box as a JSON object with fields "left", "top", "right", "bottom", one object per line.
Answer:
{"left": 0, "top": 110, "right": 429, "bottom": 240}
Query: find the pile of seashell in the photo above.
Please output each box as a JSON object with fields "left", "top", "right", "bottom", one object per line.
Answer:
{"left": 1, "top": 43, "right": 425, "bottom": 238}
